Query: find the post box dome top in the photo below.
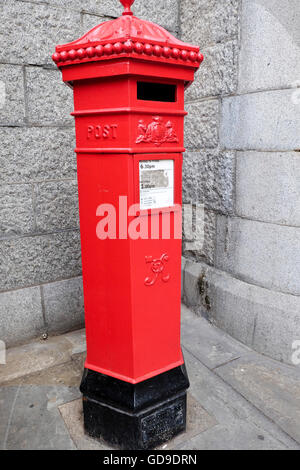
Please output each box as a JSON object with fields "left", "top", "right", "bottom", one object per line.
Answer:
{"left": 52, "top": 0, "right": 203, "bottom": 68}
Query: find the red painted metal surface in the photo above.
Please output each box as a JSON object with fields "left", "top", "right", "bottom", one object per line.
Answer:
{"left": 53, "top": 0, "right": 203, "bottom": 384}
{"left": 52, "top": 1, "right": 203, "bottom": 73}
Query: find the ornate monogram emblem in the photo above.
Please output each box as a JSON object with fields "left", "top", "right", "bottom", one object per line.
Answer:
{"left": 136, "top": 116, "right": 179, "bottom": 146}
{"left": 144, "top": 254, "right": 170, "bottom": 286}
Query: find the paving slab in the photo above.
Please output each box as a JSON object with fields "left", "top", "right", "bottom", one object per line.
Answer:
{"left": 0, "top": 329, "right": 86, "bottom": 385}
{"left": 215, "top": 353, "right": 300, "bottom": 444}
{"left": 0, "top": 306, "right": 299, "bottom": 450}
{"left": 175, "top": 422, "right": 289, "bottom": 450}
{"left": 3, "top": 357, "right": 83, "bottom": 388}
{"left": 64, "top": 329, "right": 86, "bottom": 355}
{"left": 0, "top": 386, "right": 78, "bottom": 450}
{"left": 181, "top": 304, "right": 250, "bottom": 370}
{"left": 183, "top": 348, "right": 299, "bottom": 449}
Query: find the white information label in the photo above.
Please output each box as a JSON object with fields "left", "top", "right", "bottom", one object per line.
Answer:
{"left": 139, "top": 160, "right": 174, "bottom": 210}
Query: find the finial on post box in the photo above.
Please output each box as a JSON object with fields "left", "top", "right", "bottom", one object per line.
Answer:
{"left": 120, "top": 0, "right": 135, "bottom": 15}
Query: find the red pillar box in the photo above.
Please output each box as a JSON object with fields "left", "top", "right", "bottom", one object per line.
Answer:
{"left": 53, "top": 0, "right": 203, "bottom": 450}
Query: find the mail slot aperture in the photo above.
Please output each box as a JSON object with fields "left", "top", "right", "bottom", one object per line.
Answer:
{"left": 137, "top": 81, "right": 177, "bottom": 102}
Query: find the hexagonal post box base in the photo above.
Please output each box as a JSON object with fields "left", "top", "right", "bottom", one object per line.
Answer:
{"left": 80, "top": 364, "right": 189, "bottom": 450}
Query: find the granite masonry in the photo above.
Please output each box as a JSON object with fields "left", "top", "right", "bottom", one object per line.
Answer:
{"left": 0, "top": 1, "right": 299, "bottom": 366}
{"left": 0, "top": 0, "right": 180, "bottom": 347}
{"left": 181, "top": 0, "right": 300, "bottom": 365}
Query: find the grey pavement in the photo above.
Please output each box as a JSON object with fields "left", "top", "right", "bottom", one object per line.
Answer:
{"left": 0, "top": 305, "right": 299, "bottom": 450}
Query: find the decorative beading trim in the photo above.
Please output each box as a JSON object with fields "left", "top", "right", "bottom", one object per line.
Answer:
{"left": 52, "top": 40, "right": 204, "bottom": 66}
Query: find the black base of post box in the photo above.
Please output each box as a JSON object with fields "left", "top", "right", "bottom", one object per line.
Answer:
{"left": 80, "top": 363, "right": 190, "bottom": 450}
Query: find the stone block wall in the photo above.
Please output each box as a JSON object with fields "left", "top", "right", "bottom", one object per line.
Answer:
{"left": 181, "top": 0, "right": 239, "bottom": 266}
{"left": 181, "top": 0, "right": 300, "bottom": 365}
{"left": 0, "top": 0, "right": 179, "bottom": 347}
{"left": 1, "top": 0, "right": 299, "bottom": 366}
